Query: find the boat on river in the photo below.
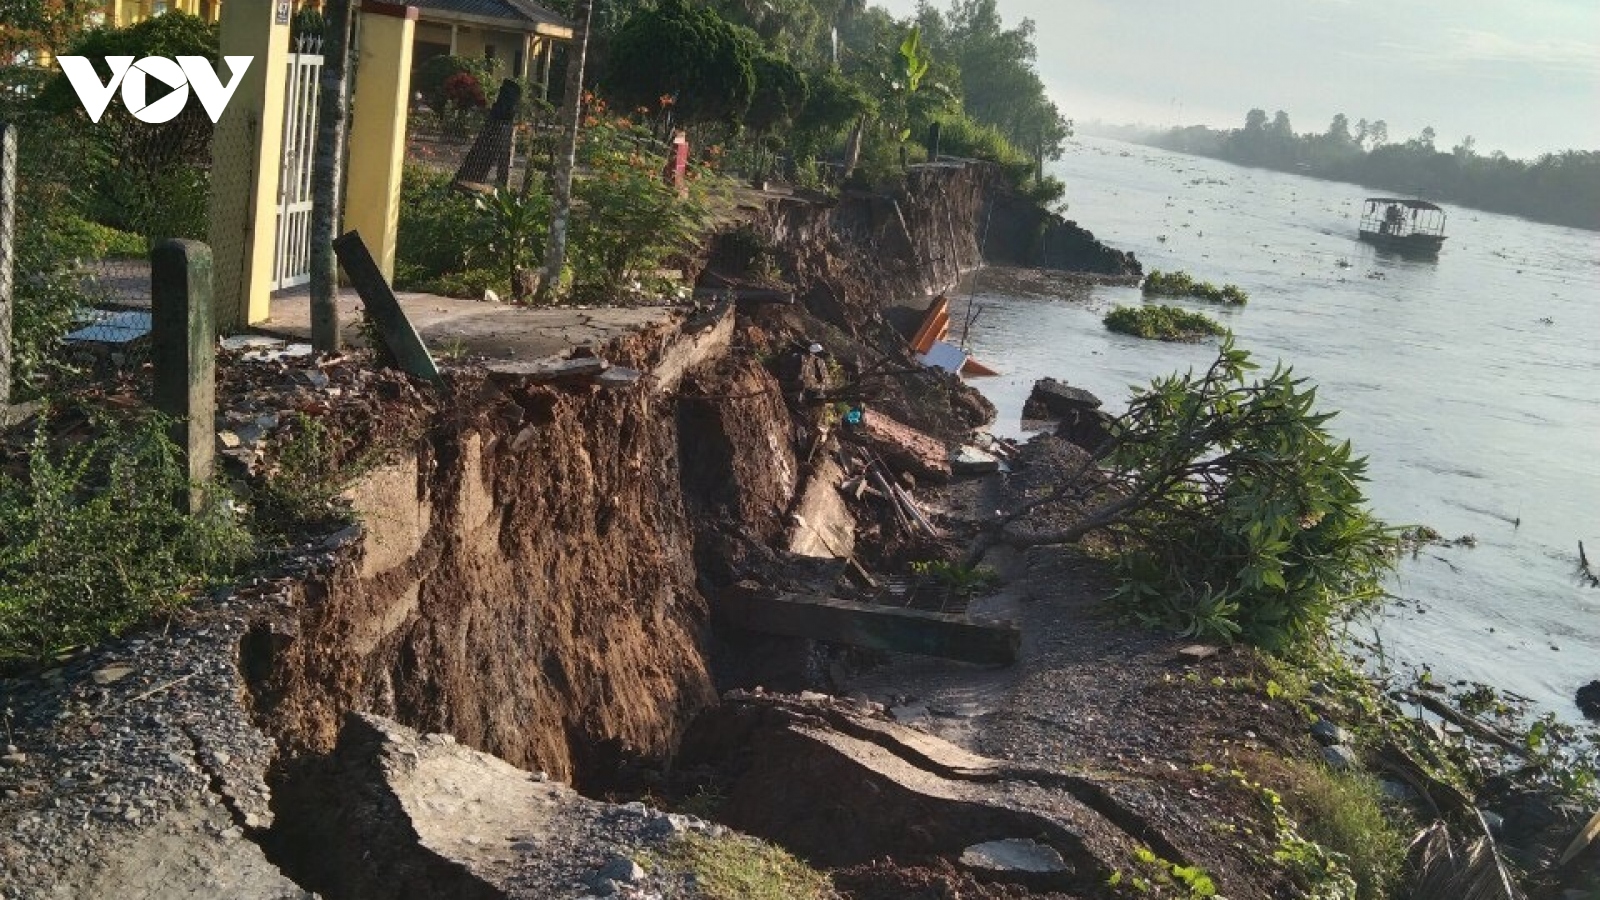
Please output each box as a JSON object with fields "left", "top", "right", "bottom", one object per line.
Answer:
{"left": 1358, "top": 198, "right": 1447, "bottom": 256}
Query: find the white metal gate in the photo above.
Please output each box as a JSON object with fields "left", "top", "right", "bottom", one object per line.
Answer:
{"left": 271, "top": 39, "right": 323, "bottom": 291}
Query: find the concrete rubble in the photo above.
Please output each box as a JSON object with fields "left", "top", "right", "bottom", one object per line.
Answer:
{"left": 278, "top": 713, "right": 707, "bottom": 900}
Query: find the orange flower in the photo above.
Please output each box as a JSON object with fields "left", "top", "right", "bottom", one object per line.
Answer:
{"left": 659, "top": 94, "right": 675, "bottom": 108}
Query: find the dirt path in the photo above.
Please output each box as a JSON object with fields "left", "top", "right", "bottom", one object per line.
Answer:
{"left": 840, "top": 436, "right": 1312, "bottom": 898}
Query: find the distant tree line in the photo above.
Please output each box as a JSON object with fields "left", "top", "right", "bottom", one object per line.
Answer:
{"left": 1145, "top": 109, "right": 1600, "bottom": 231}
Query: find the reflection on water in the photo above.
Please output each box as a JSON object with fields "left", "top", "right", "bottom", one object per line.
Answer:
{"left": 953, "top": 137, "right": 1600, "bottom": 719}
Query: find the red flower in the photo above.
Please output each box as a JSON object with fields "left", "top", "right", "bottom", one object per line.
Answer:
{"left": 442, "top": 72, "right": 486, "bottom": 110}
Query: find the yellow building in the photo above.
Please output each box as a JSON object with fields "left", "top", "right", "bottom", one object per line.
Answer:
{"left": 100, "top": 0, "right": 225, "bottom": 26}
{"left": 410, "top": 0, "right": 571, "bottom": 85}
{"left": 101, "top": 0, "right": 572, "bottom": 88}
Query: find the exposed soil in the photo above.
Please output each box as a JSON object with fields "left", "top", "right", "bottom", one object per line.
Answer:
{"left": 618, "top": 431, "right": 1322, "bottom": 899}
{"left": 1, "top": 159, "right": 1170, "bottom": 899}
{"left": 247, "top": 365, "right": 724, "bottom": 788}
{"left": 832, "top": 438, "right": 1312, "bottom": 898}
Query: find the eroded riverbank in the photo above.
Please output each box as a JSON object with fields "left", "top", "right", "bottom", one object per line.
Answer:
{"left": 2, "top": 153, "right": 1594, "bottom": 900}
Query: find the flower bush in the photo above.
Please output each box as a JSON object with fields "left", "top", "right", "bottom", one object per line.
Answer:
{"left": 567, "top": 104, "right": 713, "bottom": 301}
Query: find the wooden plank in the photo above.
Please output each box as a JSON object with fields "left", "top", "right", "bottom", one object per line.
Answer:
{"left": 332, "top": 230, "right": 442, "bottom": 384}
{"left": 720, "top": 588, "right": 1019, "bottom": 666}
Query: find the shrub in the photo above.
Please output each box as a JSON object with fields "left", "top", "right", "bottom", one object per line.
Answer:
{"left": 568, "top": 113, "right": 710, "bottom": 301}
{"left": 790, "top": 69, "right": 873, "bottom": 161}
{"left": 37, "top": 12, "right": 219, "bottom": 243}
{"left": 415, "top": 54, "right": 493, "bottom": 118}
{"left": 746, "top": 53, "right": 809, "bottom": 135}
{"left": 474, "top": 185, "right": 550, "bottom": 302}
{"left": 1104, "top": 341, "right": 1397, "bottom": 649}
{"left": 394, "top": 163, "right": 492, "bottom": 289}
{"left": 7, "top": 178, "right": 139, "bottom": 391}
{"left": 442, "top": 71, "right": 487, "bottom": 112}
{"left": 1104, "top": 305, "right": 1227, "bottom": 341}
{"left": 415, "top": 268, "right": 506, "bottom": 301}
{"left": 290, "top": 6, "right": 325, "bottom": 41}
{"left": 0, "top": 414, "right": 250, "bottom": 662}
{"left": 1142, "top": 270, "right": 1249, "bottom": 305}
{"left": 929, "top": 114, "right": 1030, "bottom": 177}
{"left": 248, "top": 413, "right": 362, "bottom": 541}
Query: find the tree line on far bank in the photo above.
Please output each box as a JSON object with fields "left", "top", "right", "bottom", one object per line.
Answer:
{"left": 1139, "top": 110, "right": 1600, "bottom": 232}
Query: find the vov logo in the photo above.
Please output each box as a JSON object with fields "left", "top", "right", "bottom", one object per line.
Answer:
{"left": 57, "top": 56, "right": 253, "bottom": 124}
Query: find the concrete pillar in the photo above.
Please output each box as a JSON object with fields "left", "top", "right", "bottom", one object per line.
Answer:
{"left": 151, "top": 240, "right": 217, "bottom": 514}
{"left": 344, "top": 2, "right": 418, "bottom": 281}
{"left": 449, "top": 23, "right": 458, "bottom": 55}
{"left": 539, "top": 38, "right": 554, "bottom": 101}
{"left": 207, "top": 2, "right": 290, "bottom": 330}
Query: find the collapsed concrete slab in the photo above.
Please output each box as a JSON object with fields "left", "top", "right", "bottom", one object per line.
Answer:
{"left": 1022, "top": 378, "right": 1103, "bottom": 419}
{"left": 676, "top": 692, "right": 1207, "bottom": 894}
{"left": 269, "top": 714, "right": 697, "bottom": 900}
{"left": 857, "top": 411, "right": 952, "bottom": 483}
{"left": 786, "top": 456, "right": 857, "bottom": 560}
{"left": 717, "top": 587, "right": 1021, "bottom": 665}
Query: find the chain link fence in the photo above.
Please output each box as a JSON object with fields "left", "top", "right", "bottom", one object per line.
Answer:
{"left": 1, "top": 57, "right": 217, "bottom": 389}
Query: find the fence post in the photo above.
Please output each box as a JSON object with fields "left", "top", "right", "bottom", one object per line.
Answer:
{"left": 0, "top": 123, "right": 16, "bottom": 416}
{"left": 151, "top": 240, "right": 218, "bottom": 514}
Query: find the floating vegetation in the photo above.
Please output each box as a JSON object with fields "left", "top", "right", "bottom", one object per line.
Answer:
{"left": 1141, "top": 269, "right": 1249, "bottom": 305}
{"left": 1104, "top": 305, "right": 1227, "bottom": 342}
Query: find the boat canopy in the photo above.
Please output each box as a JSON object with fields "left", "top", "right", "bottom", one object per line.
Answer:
{"left": 1363, "top": 198, "right": 1443, "bottom": 211}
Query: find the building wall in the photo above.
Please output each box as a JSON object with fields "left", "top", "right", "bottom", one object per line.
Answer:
{"left": 105, "top": 0, "right": 225, "bottom": 27}
{"left": 420, "top": 22, "right": 532, "bottom": 81}
{"left": 96, "top": 2, "right": 550, "bottom": 87}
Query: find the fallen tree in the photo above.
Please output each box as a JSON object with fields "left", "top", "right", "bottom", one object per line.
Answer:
{"left": 979, "top": 338, "right": 1397, "bottom": 650}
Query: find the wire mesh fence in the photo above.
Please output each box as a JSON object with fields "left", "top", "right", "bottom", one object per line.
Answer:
{"left": 0, "top": 68, "right": 209, "bottom": 389}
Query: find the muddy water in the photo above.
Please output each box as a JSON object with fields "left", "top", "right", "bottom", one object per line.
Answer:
{"left": 952, "top": 136, "right": 1600, "bottom": 720}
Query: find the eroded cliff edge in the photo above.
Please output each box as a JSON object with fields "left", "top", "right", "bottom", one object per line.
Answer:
{"left": 0, "top": 161, "right": 1140, "bottom": 899}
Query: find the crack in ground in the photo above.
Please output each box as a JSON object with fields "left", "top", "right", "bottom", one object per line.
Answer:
{"left": 181, "top": 722, "right": 258, "bottom": 839}
{"left": 785, "top": 701, "right": 1196, "bottom": 867}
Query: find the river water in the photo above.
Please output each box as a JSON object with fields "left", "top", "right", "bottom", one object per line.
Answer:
{"left": 951, "top": 136, "right": 1600, "bottom": 719}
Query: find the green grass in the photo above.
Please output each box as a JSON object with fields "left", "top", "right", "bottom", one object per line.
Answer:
{"left": 1142, "top": 270, "right": 1249, "bottom": 305}
{"left": 0, "top": 413, "right": 251, "bottom": 663}
{"left": 1104, "top": 305, "right": 1227, "bottom": 342}
{"left": 1267, "top": 758, "right": 1408, "bottom": 900}
{"left": 644, "top": 834, "right": 834, "bottom": 900}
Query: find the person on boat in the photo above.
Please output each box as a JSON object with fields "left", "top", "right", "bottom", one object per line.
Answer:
{"left": 1369, "top": 204, "right": 1395, "bottom": 235}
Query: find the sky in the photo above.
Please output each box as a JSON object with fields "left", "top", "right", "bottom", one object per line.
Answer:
{"left": 876, "top": 0, "right": 1600, "bottom": 159}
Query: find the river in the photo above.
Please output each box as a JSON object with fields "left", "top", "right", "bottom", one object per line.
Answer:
{"left": 951, "top": 136, "right": 1600, "bottom": 720}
